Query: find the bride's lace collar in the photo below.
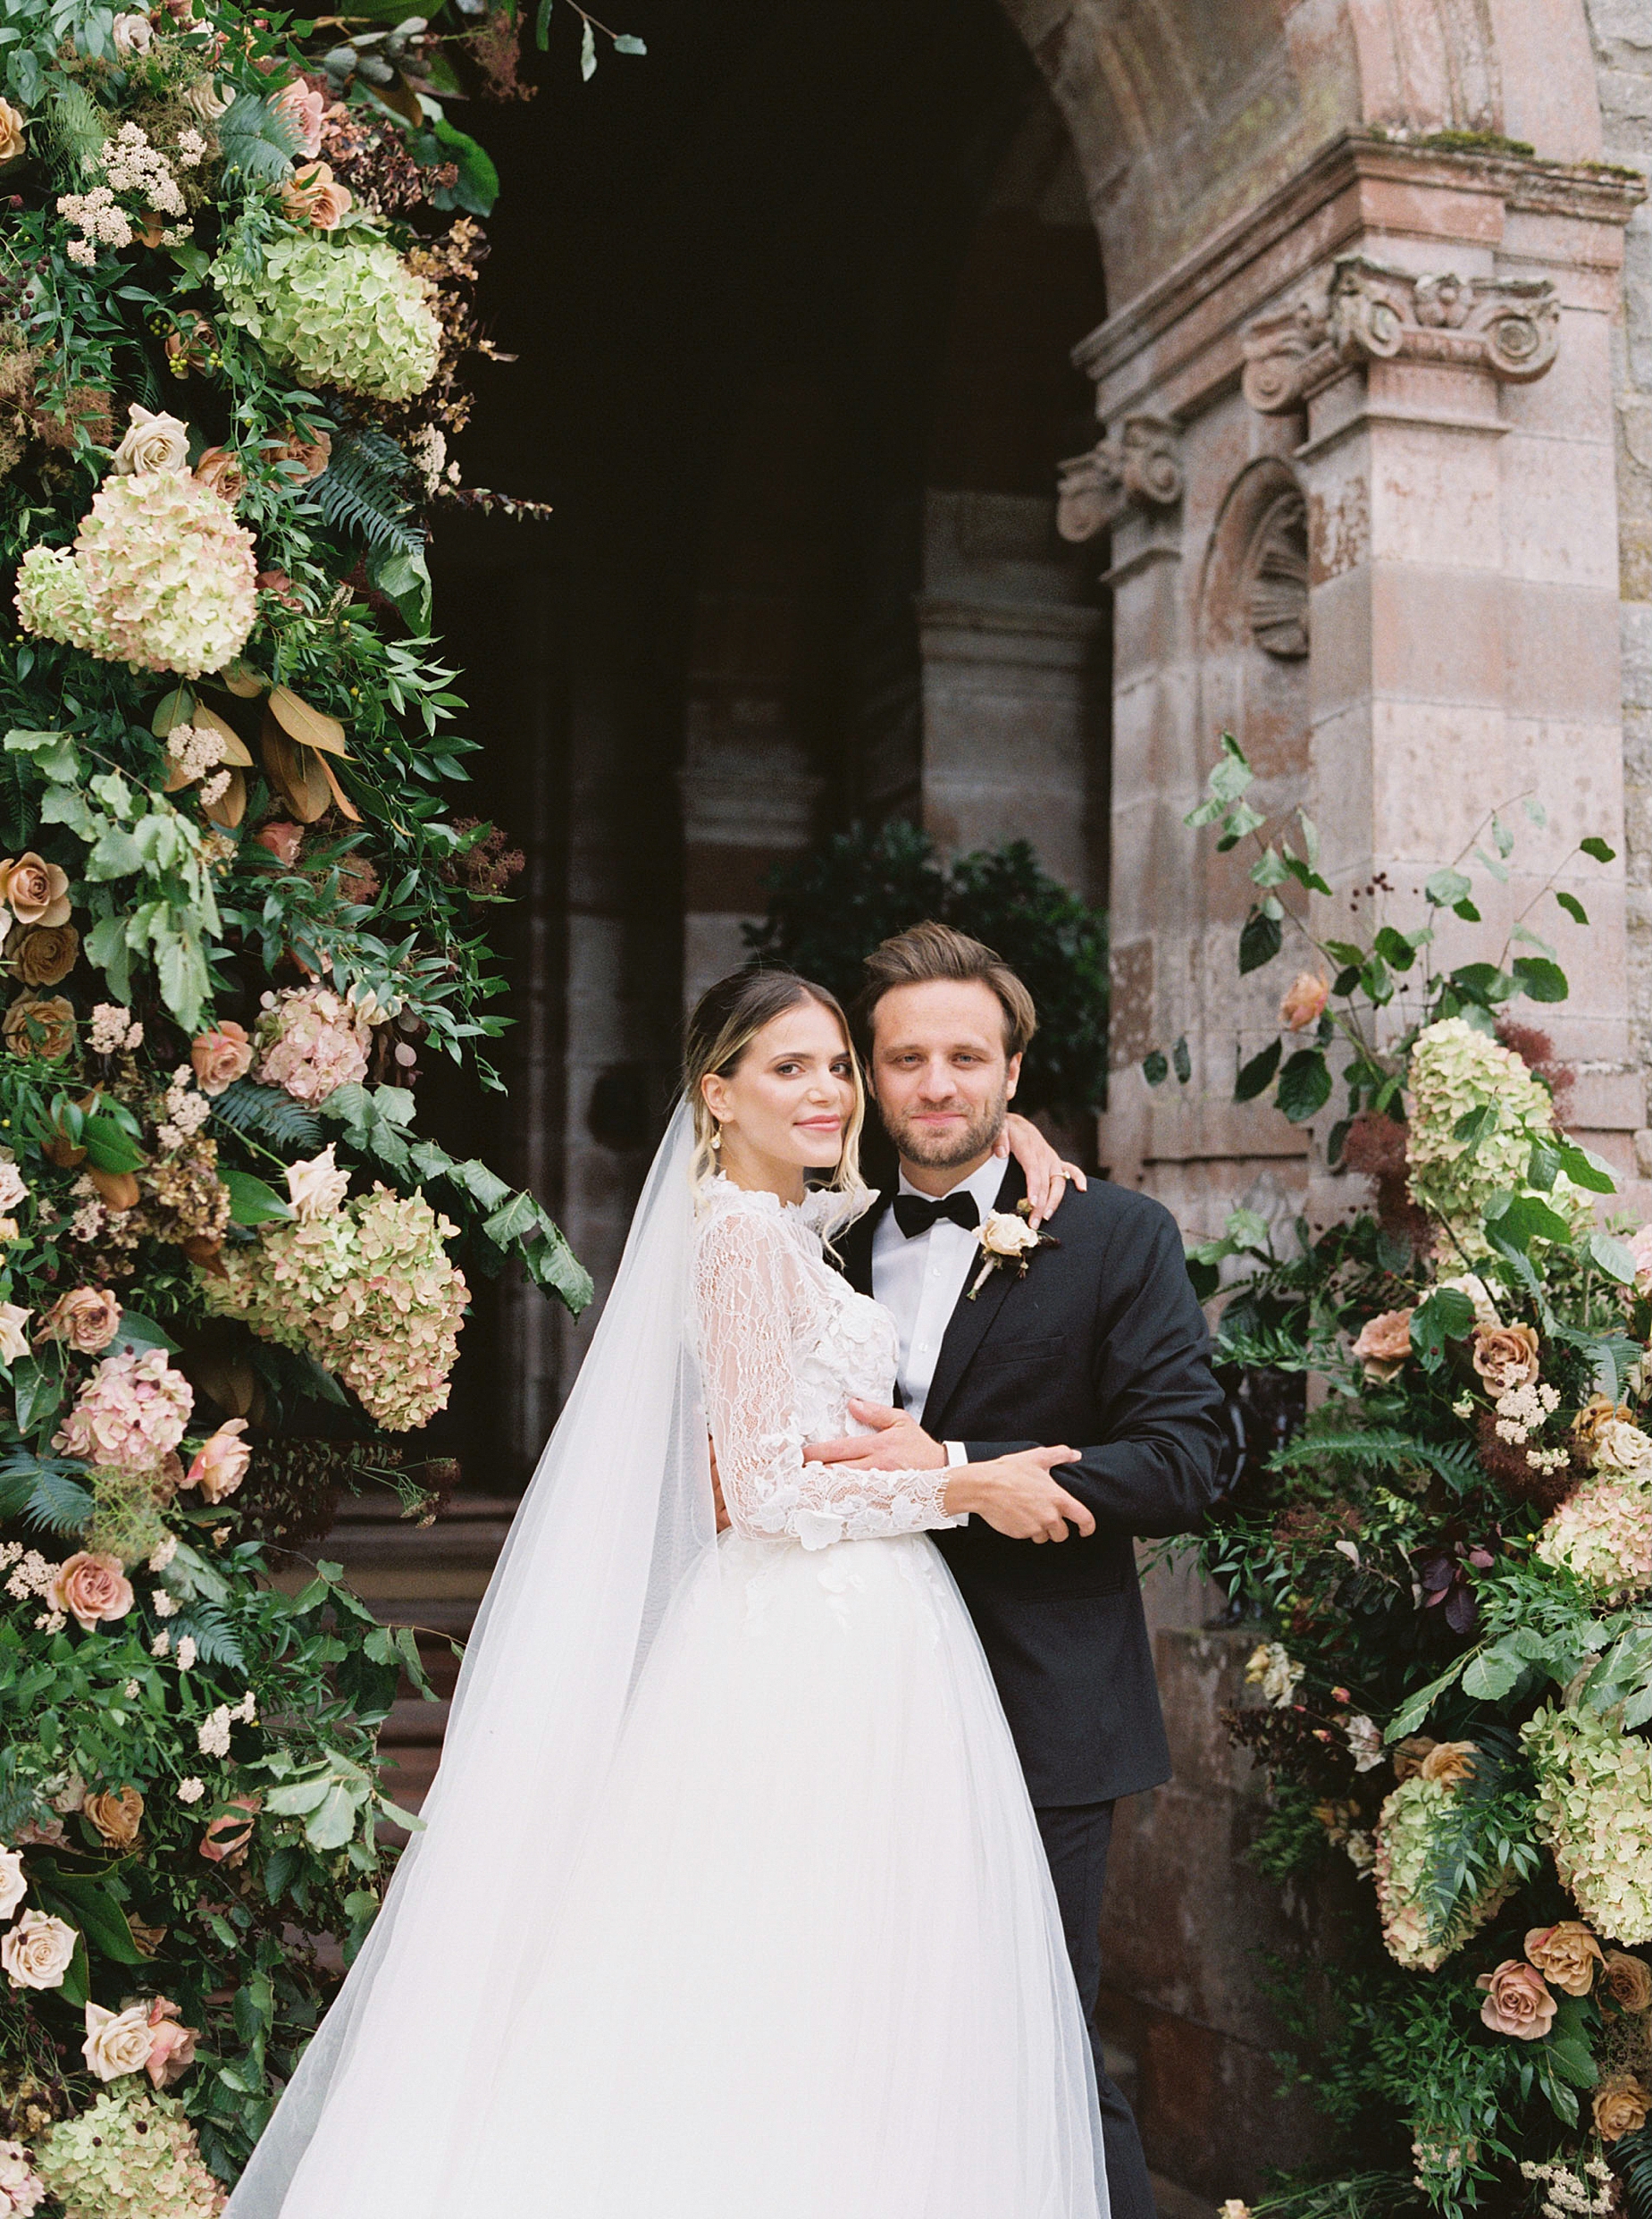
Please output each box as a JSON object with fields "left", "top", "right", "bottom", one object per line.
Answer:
{"left": 702, "top": 1173, "right": 876, "bottom": 1240}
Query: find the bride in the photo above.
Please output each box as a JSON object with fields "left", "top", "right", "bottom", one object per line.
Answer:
{"left": 229, "top": 965, "right": 1111, "bottom": 2219}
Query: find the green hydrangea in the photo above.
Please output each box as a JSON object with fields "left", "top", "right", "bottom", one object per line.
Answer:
{"left": 1405, "top": 1017, "right": 1584, "bottom": 1257}
{"left": 212, "top": 226, "right": 441, "bottom": 402}
{"left": 1525, "top": 1702, "right": 1652, "bottom": 1944}
{"left": 1373, "top": 1770, "right": 1515, "bottom": 1970}
{"left": 36, "top": 2088, "right": 222, "bottom": 2219}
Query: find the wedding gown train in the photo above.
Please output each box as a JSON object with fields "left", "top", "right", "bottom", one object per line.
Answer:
{"left": 245, "top": 1169, "right": 1108, "bottom": 2219}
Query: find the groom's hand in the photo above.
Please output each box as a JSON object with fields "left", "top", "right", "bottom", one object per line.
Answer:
{"left": 944, "top": 1447, "right": 1094, "bottom": 1542}
{"left": 803, "top": 1399, "right": 948, "bottom": 1471}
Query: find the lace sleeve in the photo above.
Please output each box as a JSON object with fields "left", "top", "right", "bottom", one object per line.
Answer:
{"left": 692, "top": 1206, "right": 963, "bottom": 1551}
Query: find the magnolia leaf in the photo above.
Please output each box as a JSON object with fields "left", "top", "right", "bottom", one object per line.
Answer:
{"left": 190, "top": 702, "right": 255, "bottom": 768}
{"left": 202, "top": 767, "right": 247, "bottom": 830}
{"left": 268, "top": 685, "right": 350, "bottom": 759}
{"left": 220, "top": 661, "right": 268, "bottom": 699}
{"left": 149, "top": 686, "right": 195, "bottom": 737}
{"left": 261, "top": 724, "right": 332, "bottom": 824}
{"left": 312, "top": 750, "right": 363, "bottom": 826}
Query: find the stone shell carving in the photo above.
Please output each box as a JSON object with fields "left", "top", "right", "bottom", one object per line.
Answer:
{"left": 1241, "top": 253, "right": 1561, "bottom": 414}
{"left": 1243, "top": 489, "right": 1309, "bottom": 660}
{"left": 1055, "top": 415, "right": 1182, "bottom": 542}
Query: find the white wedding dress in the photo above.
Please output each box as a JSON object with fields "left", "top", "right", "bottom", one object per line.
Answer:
{"left": 229, "top": 1136, "right": 1106, "bottom": 2219}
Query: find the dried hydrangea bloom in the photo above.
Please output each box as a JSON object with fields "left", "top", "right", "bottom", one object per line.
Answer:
{"left": 1525, "top": 1702, "right": 1652, "bottom": 1946}
{"left": 1406, "top": 1017, "right": 1589, "bottom": 1257}
{"left": 212, "top": 224, "right": 440, "bottom": 401}
{"left": 1374, "top": 1772, "right": 1517, "bottom": 1971}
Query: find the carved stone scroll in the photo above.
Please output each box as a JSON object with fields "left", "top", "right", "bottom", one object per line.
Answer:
{"left": 1240, "top": 254, "right": 1561, "bottom": 414}
{"left": 1055, "top": 415, "right": 1183, "bottom": 542}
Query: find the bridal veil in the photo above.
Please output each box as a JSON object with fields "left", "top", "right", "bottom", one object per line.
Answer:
{"left": 227, "top": 1105, "right": 714, "bottom": 2215}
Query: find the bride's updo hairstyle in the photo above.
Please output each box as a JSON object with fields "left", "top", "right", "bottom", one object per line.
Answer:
{"left": 683, "top": 966, "right": 866, "bottom": 1198}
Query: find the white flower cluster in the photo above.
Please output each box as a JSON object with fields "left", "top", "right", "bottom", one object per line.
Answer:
{"left": 156, "top": 1064, "right": 212, "bottom": 1154}
{"left": 89, "top": 1002, "right": 144, "bottom": 1055}
{"left": 164, "top": 723, "right": 224, "bottom": 782}
{"left": 1495, "top": 1380, "right": 1561, "bottom": 1445}
{"left": 197, "top": 1689, "right": 256, "bottom": 1755}
{"left": 56, "top": 185, "right": 133, "bottom": 265}
{"left": 1519, "top": 2157, "right": 1615, "bottom": 2219}
{"left": 2, "top": 1546, "right": 57, "bottom": 1604}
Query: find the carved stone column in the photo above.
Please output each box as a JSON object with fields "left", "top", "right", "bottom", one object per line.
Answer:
{"left": 1240, "top": 243, "right": 1639, "bottom": 1176}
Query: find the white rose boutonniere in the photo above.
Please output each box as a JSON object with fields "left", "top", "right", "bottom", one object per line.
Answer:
{"left": 967, "top": 1204, "right": 1059, "bottom": 1299}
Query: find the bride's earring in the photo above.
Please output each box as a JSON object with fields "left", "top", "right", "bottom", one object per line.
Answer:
{"left": 709, "top": 1124, "right": 723, "bottom": 1152}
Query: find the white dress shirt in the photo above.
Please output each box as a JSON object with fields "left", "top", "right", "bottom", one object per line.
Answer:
{"left": 871, "top": 1154, "right": 1008, "bottom": 1450}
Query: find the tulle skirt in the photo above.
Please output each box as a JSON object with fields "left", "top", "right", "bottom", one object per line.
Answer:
{"left": 444, "top": 1528, "right": 1108, "bottom": 2219}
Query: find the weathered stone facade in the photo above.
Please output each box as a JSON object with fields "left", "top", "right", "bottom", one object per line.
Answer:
{"left": 422, "top": 0, "right": 1651, "bottom": 2195}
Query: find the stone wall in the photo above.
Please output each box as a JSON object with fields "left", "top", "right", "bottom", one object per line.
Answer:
{"left": 1586, "top": 1, "right": 1652, "bottom": 1091}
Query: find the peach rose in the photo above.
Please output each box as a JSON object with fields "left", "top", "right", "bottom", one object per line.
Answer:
{"left": 0, "top": 854, "right": 70, "bottom": 929}
{"left": 190, "top": 1020, "right": 253, "bottom": 1097}
{"left": 255, "top": 821, "right": 305, "bottom": 867}
{"left": 286, "top": 1143, "right": 348, "bottom": 1221}
{"left": 82, "top": 1999, "right": 153, "bottom": 2081}
{"left": 83, "top": 1786, "right": 142, "bottom": 1849}
{"left": 12, "top": 924, "right": 77, "bottom": 988}
{"left": 1574, "top": 1393, "right": 1631, "bottom": 1458}
{"left": 271, "top": 78, "right": 325, "bottom": 158}
{"left": 185, "top": 1418, "right": 250, "bottom": 1503}
{"left": 1390, "top": 1736, "right": 1438, "bottom": 1783}
{"left": 1595, "top": 2072, "right": 1651, "bottom": 2142}
{"left": 1352, "top": 1307, "right": 1413, "bottom": 1383}
{"left": 199, "top": 1794, "right": 260, "bottom": 1868}
{"left": 271, "top": 425, "right": 331, "bottom": 483}
{"left": 48, "top": 1551, "right": 134, "bottom": 1631}
{"left": 38, "top": 1287, "right": 122, "bottom": 1355}
{"left": 145, "top": 1996, "right": 198, "bottom": 2087}
{"left": 0, "top": 1908, "right": 77, "bottom": 1988}
{"left": 192, "top": 446, "right": 244, "bottom": 505}
{"left": 3, "top": 995, "right": 74, "bottom": 1061}
{"left": 1605, "top": 1952, "right": 1652, "bottom": 2013}
{"left": 0, "top": 97, "right": 27, "bottom": 170}
{"left": 1279, "top": 972, "right": 1329, "bottom": 1032}
{"left": 0, "top": 1303, "right": 29, "bottom": 1365}
{"left": 0, "top": 1845, "right": 23, "bottom": 1921}
{"left": 1476, "top": 1958, "right": 1556, "bottom": 2039}
{"left": 1524, "top": 1921, "right": 1603, "bottom": 1996}
{"left": 1419, "top": 1740, "right": 1480, "bottom": 1788}
{"left": 280, "top": 159, "right": 352, "bottom": 229}
{"left": 111, "top": 13, "right": 152, "bottom": 56}
{"left": 110, "top": 405, "right": 189, "bottom": 478}
{"left": 1470, "top": 1323, "right": 1539, "bottom": 1395}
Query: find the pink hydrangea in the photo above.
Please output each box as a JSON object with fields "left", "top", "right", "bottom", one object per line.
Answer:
{"left": 55, "top": 1349, "right": 194, "bottom": 1475}
{"left": 1535, "top": 1475, "right": 1652, "bottom": 1602}
{"left": 16, "top": 471, "right": 256, "bottom": 679}
{"left": 202, "top": 1185, "right": 465, "bottom": 1430}
{"left": 1628, "top": 1221, "right": 1652, "bottom": 1298}
{"left": 253, "top": 987, "right": 372, "bottom": 1105}
{"left": 0, "top": 2139, "right": 45, "bottom": 2217}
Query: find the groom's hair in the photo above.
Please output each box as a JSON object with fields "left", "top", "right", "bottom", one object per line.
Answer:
{"left": 857, "top": 921, "right": 1036, "bottom": 1058}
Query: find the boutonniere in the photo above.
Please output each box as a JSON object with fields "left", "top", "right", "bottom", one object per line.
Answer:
{"left": 967, "top": 1202, "right": 1060, "bottom": 1299}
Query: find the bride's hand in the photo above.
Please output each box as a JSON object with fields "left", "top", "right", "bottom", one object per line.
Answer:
{"left": 997, "top": 1113, "right": 1087, "bottom": 1228}
{"left": 944, "top": 1446, "right": 1094, "bottom": 1542}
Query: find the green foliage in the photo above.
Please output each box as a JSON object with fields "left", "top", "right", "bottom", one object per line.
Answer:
{"left": 745, "top": 820, "right": 1109, "bottom": 1115}
{"left": 314, "top": 428, "right": 426, "bottom": 559}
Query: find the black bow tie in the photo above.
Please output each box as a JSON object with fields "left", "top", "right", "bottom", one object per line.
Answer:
{"left": 893, "top": 1190, "right": 980, "bottom": 1240}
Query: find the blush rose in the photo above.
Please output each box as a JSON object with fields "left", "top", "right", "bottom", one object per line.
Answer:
{"left": 48, "top": 1551, "right": 135, "bottom": 1631}
{"left": 1476, "top": 1958, "right": 1556, "bottom": 2039}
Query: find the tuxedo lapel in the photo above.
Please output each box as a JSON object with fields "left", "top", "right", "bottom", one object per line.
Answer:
{"left": 918, "top": 1162, "right": 1023, "bottom": 1438}
{"left": 836, "top": 1189, "right": 886, "bottom": 1296}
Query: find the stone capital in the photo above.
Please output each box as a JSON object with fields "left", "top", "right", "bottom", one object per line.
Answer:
{"left": 1055, "top": 415, "right": 1182, "bottom": 543}
{"left": 1240, "top": 253, "right": 1560, "bottom": 416}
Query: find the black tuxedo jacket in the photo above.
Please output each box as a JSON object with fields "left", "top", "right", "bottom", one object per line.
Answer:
{"left": 837, "top": 1164, "right": 1225, "bottom": 1806}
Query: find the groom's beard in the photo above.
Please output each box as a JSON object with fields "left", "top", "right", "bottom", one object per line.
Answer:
{"left": 878, "top": 1082, "right": 1010, "bottom": 1174}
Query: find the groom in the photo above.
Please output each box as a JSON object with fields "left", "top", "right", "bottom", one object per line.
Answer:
{"left": 809, "top": 920, "right": 1226, "bottom": 2219}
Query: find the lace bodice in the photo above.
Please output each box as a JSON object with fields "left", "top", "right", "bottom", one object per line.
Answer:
{"left": 692, "top": 1177, "right": 967, "bottom": 1551}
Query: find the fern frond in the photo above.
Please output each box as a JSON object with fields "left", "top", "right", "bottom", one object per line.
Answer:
{"left": 216, "top": 91, "right": 300, "bottom": 184}
{"left": 0, "top": 752, "right": 38, "bottom": 854}
{"left": 1269, "top": 1429, "right": 1479, "bottom": 1486}
{"left": 211, "top": 1080, "right": 324, "bottom": 1156}
{"left": 1612, "top": 2123, "right": 1652, "bottom": 2219}
{"left": 44, "top": 80, "right": 107, "bottom": 182}
{"left": 315, "top": 433, "right": 424, "bottom": 557}
{"left": 10, "top": 1466, "right": 96, "bottom": 1535}
{"left": 169, "top": 1602, "right": 247, "bottom": 1671}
